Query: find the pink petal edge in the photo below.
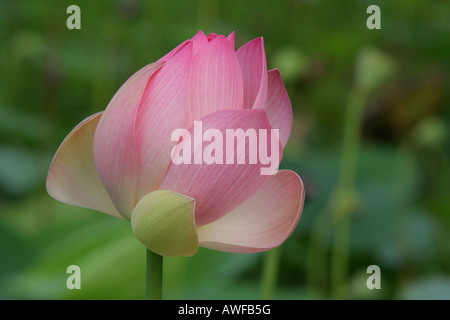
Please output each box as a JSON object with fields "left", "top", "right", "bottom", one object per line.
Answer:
{"left": 93, "top": 61, "right": 165, "bottom": 219}
{"left": 265, "top": 68, "right": 293, "bottom": 148}
{"left": 197, "top": 170, "right": 304, "bottom": 253}
{"left": 46, "top": 112, "right": 123, "bottom": 219}
{"left": 135, "top": 42, "right": 194, "bottom": 201}
{"left": 190, "top": 30, "right": 208, "bottom": 56}
{"left": 237, "top": 37, "right": 268, "bottom": 109}
{"left": 227, "top": 31, "right": 235, "bottom": 50}
{"left": 184, "top": 35, "right": 244, "bottom": 127}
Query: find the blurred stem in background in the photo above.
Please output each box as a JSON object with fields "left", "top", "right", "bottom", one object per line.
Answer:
{"left": 261, "top": 247, "right": 281, "bottom": 299}
{"left": 146, "top": 249, "right": 163, "bottom": 300}
{"left": 307, "top": 47, "right": 395, "bottom": 299}
{"left": 307, "top": 85, "right": 367, "bottom": 300}
{"left": 330, "top": 86, "right": 367, "bottom": 299}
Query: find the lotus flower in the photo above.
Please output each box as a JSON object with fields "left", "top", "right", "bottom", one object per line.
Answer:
{"left": 46, "top": 31, "right": 305, "bottom": 257}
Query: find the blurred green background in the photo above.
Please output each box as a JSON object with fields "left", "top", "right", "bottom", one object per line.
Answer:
{"left": 0, "top": 0, "right": 449, "bottom": 300}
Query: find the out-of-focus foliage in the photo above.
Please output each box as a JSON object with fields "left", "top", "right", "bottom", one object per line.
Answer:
{"left": 0, "top": 0, "right": 448, "bottom": 299}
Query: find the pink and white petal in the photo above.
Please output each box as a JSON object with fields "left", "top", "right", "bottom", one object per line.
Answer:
{"left": 197, "top": 170, "right": 304, "bottom": 253}
{"left": 265, "top": 69, "right": 293, "bottom": 148}
{"left": 236, "top": 37, "right": 268, "bottom": 109}
{"left": 93, "top": 61, "right": 164, "bottom": 219}
{"left": 46, "top": 113, "right": 123, "bottom": 219}
{"left": 227, "top": 31, "right": 235, "bottom": 50}
{"left": 161, "top": 109, "right": 282, "bottom": 227}
{"left": 135, "top": 42, "right": 193, "bottom": 201}
{"left": 190, "top": 30, "right": 208, "bottom": 56}
{"left": 184, "top": 35, "right": 244, "bottom": 127}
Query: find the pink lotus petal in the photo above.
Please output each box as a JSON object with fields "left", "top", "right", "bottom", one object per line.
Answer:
{"left": 190, "top": 30, "right": 208, "bottom": 56}
{"left": 236, "top": 37, "right": 268, "bottom": 109}
{"left": 161, "top": 109, "right": 282, "bottom": 227}
{"left": 135, "top": 42, "right": 193, "bottom": 200}
{"left": 46, "top": 113, "right": 123, "bottom": 219}
{"left": 206, "top": 33, "right": 218, "bottom": 41}
{"left": 197, "top": 170, "right": 304, "bottom": 253}
{"left": 265, "top": 69, "right": 293, "bottom": 148}
{"left": 184, "top": 35, "right": 244, "bottom": 127}
{"left": 227, "top": 31, "right": 235, "bottom": 50}
{"left": 94, "top": 61, "right": 164, "bottom": 219}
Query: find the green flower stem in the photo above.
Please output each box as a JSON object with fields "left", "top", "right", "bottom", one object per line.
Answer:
{"left": 261, "top": 247, "right": 281, "bottom": 300}
{"left": 330, "top": 87, "right": 367, "bottom": 299}
{"left": 146, "top": 249, "right": 163, "bottom": 300}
